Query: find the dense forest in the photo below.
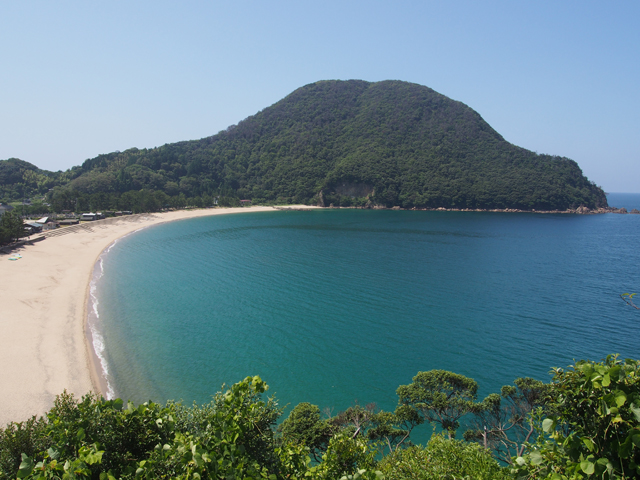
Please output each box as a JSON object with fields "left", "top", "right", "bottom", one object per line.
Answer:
{"left": 1, "top": 355, "right": 638, "bottom": 479}
{"left": 1, "top": 80, "right": 607, "bottom": 212}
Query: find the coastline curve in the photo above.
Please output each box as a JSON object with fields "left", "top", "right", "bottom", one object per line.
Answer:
{"left": 0, "top": 206, "right": 290, "bottom": 426}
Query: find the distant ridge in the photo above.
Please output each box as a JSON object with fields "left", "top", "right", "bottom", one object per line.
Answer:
{"left": 1, "top": 80, "right": 606, "bottom": 211}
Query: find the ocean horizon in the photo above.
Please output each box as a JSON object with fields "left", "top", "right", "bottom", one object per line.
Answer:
{"left": 90, "top": 193, "right": 640, "bottom": 427}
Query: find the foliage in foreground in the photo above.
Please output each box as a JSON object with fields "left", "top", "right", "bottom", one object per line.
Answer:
{"left": 378, "top": 434, "right": 510, "bottom": 480}
{"left": 3, "top": 355, "right": 640, "bottom": 479}
{"left": 514, "top": 355, "right": 640, "bottom": 480}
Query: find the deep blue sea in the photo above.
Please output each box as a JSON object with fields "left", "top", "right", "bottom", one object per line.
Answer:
{"left": 91, "top": 193, "right": 640, "bottom": 427}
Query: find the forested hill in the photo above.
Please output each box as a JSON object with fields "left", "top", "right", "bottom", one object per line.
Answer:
{"left": 0, "top": 158, "right": 69, "bottom": 201}
{"left": 2, "top": 80, "right": 607, "bottom": 211}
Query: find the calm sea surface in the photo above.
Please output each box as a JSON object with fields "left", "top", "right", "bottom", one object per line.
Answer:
{"left": 92, "top": 194, "right": 640, "bottom": 424}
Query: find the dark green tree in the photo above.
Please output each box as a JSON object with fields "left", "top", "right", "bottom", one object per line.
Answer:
{"left": 464, "top": 377, "right": 551, "bottom": 464}
{"left": 278, "top": 402, "right": 333, "bottom": 462}
{"left": 396, "top": 370, "right": 479, "bottom": 439}
{"left": 0, "top": 210, "right": 25, "bottom": 245}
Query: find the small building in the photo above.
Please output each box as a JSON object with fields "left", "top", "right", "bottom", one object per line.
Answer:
{"left": 42, "top": 221, "right": 59, "bottom": 231}
{"left": 34, "top": 216, "right": 58, "bottom": 231}
{"left": 81, "top": 213, "right": 99, "bottom": 221}
{"left": 59, "top": 219, "right": 79, "bottom": 226}
{"left": 24, "top": 221, "right": 43, "bottom": 234}
{"left": 240, "top": 200, "right": 252, "bottom": 206}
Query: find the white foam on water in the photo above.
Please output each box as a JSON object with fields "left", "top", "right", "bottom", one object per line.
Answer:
{"left": 87, "top": 225, "right": 151, "bottom": 400}
{"left": 88, "top": 253, "right": 116, "bottom": 400}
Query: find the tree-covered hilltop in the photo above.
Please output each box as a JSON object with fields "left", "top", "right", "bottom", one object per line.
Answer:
{"left": 0, "top": 158, "right": 73, "bottom": 202}
{"left": 2, "top": 80, "right": 607, "bottom": 211}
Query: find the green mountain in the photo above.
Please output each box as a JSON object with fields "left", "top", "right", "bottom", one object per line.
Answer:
{"left": 0, "top": 158, "right": 62, "bottom": 201}
{"left": 1, "top": 80, "right": 606, "bottom": 211}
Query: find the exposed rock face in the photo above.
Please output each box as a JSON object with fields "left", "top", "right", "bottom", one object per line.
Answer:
{"left": 333, "top": 183, "right": 374, "bottom": 198}
{"left": 576, "top": 206, "right": 591, "bottom": 214}
{"left": 618, "top": 207, "right": 628, "bottom": 213}
{"left": 631, "top": 209, "right": 640, "bottom": 214}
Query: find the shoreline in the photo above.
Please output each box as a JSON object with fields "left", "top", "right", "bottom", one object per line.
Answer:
{"left": 0, "top": 206, "right": 310, "bottom": 426}
{"left": 1, "top": 204, "right": 634, "bottom": 426}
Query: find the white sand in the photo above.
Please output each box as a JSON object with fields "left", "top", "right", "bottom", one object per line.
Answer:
{"left": 0, "top": 206, "right": 313, "bottom": 426}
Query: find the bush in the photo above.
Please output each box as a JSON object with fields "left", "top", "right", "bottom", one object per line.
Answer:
{"left": 378, "top": 434, "right": 510, "bottom": 480}
{"left": 0, "top": 416, "right": 50, "bottom": 479}
{"left": 310, "top": 433, "right": 379, "bottom": 479}
{"left": 514, "top": 355, "right": 640, "bottom": 479}
{"left": 8, "top": 377, "right": 284, "bottom": 480}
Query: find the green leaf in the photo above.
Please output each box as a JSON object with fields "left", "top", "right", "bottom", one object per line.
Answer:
{"left": 630, "top": 403, "right": 640, "bottom": 422}
{"left": 542, "top": 418, "right": 555, "bottom": 433}
{"left": 113, "top": 398, "right": 124, "bottom": 410}
{"left": 602, "top": 373, "right": 611, "bottom": 387}
{"left": 615, "top": 391, "right": 627, "bottom": 407}
{"left": 16, "top": 454, "right": 34, "bottom": 479}
{"left": 580, "top": 459, "right": 595, "bottom": 475}
{"left": 583, "top": 437, "right": 595, "bottom": 452}
{"left": 529, "top": 450, "right": 543, "bottom": 465}
{"left": 619, "top": 436, "right": 633, "bottom": 458}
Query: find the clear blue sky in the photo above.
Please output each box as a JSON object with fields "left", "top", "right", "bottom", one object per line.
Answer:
{"left": 1, "top": 1, "right": 638, "bottom": 192}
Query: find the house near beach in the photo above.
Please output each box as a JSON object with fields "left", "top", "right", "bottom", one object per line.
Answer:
{"left": 80, "top": 212, "right": 105, "bottom": 221}
{"left": 59, "top": 219, "right": 79, "bottom": 226}
{"left": 24, "top": 221, "right": 43, "bottom": 234}
{"left": 34, "top": 216, "right": 59, "bottom": 231}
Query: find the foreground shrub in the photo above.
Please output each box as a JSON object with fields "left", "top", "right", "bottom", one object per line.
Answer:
{"left": 514, "top": 355, "right": 640, "bottom": 479}
{"left": 6, "top": 377, "right": 283, "bottom": 480}
{"left": 309, "top": 433, "right": 380, "bottom": 479}
{"left": 378, "top": 434, "right": 510, "bottom": 480}
{"left": 0, "top": 416, "right": 50, "bottom": 479}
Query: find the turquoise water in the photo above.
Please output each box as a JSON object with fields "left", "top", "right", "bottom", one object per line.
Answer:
{"left": 93, "top": 205, "right": 640, "bottom": 422}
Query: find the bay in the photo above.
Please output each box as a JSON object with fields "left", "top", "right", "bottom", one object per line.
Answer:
{"left": 94, "top": 206, "right": 640, "bottom": 423}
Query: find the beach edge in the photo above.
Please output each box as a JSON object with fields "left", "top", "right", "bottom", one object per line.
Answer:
{"left": 1, "top": 206, "right": 323, "bottom": 426}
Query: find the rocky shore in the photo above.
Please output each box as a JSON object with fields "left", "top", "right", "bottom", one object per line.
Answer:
{"left": 324, "top": 204, "right": 639, "bottom": 214}
{"left": 419, "top": 206, "right": 639, "bottom": 214}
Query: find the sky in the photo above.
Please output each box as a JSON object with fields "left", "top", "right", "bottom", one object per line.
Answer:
{"left": 1, "top": 1, "right": 638, "bottom": 192}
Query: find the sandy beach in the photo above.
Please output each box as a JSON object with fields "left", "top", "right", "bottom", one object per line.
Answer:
{"left": 0, "top": 206, "right": 304, "bottom": 426}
